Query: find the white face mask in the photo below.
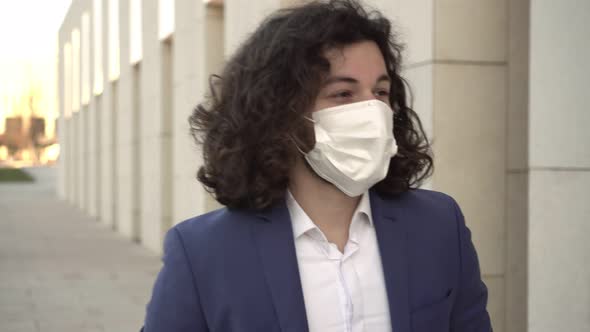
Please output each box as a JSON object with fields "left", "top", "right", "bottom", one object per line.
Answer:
{"left": 301, "top": 99, "right": 398, "bottom": 197}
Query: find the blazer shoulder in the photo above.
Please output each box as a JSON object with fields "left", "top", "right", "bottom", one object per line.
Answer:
{"left": 395, "top": 188, "right": 459, "bottom": 213}
{"left": 378, "top": 188, "right": 463, "bottom": 236}
{"left": 171, "top": 207, "right": 255, "bottom": 246}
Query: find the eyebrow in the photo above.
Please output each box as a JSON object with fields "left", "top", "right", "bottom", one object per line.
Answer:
{"left": 322, "top": 74, "right": 391, "bottom": 87}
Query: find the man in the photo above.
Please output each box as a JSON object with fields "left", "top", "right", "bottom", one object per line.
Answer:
{"left": 143, "top": 1, "right": 492, "bottom": 331}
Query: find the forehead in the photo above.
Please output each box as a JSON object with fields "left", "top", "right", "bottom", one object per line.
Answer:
{"left": 323, "top": 40, "right": 387, "bottom": 77}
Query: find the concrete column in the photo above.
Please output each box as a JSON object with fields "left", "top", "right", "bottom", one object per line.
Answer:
{"left": 171, "top": 0, "right": 203, "bottom": 224}
{"left": 431, "top": 8, "right": 508, "bottom": 331}
{"left": 78, "top": 9, "right": 91, "bottom": 213}
{"left": 224, "top": 0, "right": 284, "bottom": 56}
{"left": 131, "top": 64, "right": 142, "bottom": 241}
{"left": 506, "top": 0, "right": 530, "bottom": 331}
{"left": 161, "top": 40, "right": 173, "bottom": 243}
{"left": 99, "top": 97, "right": 112, "bottom": 227}
{"left": 527, "top": 1, "right": 590, "bottom": 331}
{"left": 368, "top": 0, "right": 436, "bottom": 176}
{"left": 56, "top": 117, "right": 66, "bottom": 199}
{"left": 139, "top": 0, "right": 171, "bottom": 253}
{"left": 367, "top": 0, "right": 508, "bottom": 330}
{"left": 77, "top": 107, "right": 87, "bottom": 211}
{"left": 115, "top": 0, "right": 135, "bottom": 239}
{"left": 57, "top": 33, "right": 67, "bottom": 200}
{"left": 72, "top": 16, "right": 84, "bottom": 210}
{"left": 93, "top": 95, "right": 103, "bottom": 219}
{"left": 86, "top": 6, "right": 99, "bottom": 219}
{"left": 171, "top": 0, "right": 223, "bottom": 224}
{"left": 61, "top": 6, "right": 78, "bottom": 207}
{"left": 87, "top": 101, "right": 99, "bottom": 218}
{"left": 100, "top": 0, "right": 115, "bottom": 228}
{"left": 66, "top": 118, "right": 75, "bottom": 204}
{"left": 71, "top": 112, "right": 80, "bottom": 206}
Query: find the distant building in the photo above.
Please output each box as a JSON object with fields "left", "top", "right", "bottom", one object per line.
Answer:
{"left": 2, "top": 117, "right": 26, "bottom": 151}
{"left": 0, "top": 116, "right": 56, "bottom": 162}
{"left": 5, "top": 117, "right": 23, "bottom": 138}
{"left": 30, "top": 117, "right": 46, "bottom": 145}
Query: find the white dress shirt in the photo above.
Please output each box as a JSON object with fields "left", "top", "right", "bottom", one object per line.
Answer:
{"left": 286, "top": 191, "right": 392, "bottom": 332}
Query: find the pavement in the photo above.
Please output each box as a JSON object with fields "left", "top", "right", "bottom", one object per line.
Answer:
{"left": 0, "top": 167, "right": 161, "bottom": 332}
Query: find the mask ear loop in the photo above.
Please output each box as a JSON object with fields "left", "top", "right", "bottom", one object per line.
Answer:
{"left": 289, "top": 113, "right": 316, "bottom": 155}
{"left": 303, "top": 115, "right": 315, "bottom": 123}
{"left": 289, "top": 136, "right": 307, "bottom": 155}
{"left": 287, "top": 105, "right": 315, "bottom": 123}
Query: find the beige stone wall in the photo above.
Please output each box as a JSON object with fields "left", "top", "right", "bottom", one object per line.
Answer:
{"left": 363, "top": 0, "right": 509, "bottom": 330}
{"left": 527, "top": 0, "right": 590, "bottom": 331}
{"left": 116, "top": 0, "right": 137, "bottom": 239}
{"left": 138, "top": 0, "right": 167, "bottom": 253}
{"left": 506, "top": 0, "right": 529, "bottom": 331}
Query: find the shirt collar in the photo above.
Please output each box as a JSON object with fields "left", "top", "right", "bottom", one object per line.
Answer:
{"left": 286, "top": 191, "right": 317, "bottom": 239}
{"left": 355, "top": 190, "right": 373, "bottom": 226}
{"left": 285, "top": 190, "right": 374, "bottom": 240}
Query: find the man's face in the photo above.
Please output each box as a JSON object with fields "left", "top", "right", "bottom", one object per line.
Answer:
{"left": 296, "top": 40, "right": 392, "bottom": 180}
{"left": 313, "top": 40, "right": 391, "bottom": 112}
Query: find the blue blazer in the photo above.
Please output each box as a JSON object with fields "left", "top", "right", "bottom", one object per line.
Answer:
{"left": 142, "top": 189, "right": 492, "bottom": 331}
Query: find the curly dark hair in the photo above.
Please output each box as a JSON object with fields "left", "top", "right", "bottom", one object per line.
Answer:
{"left": 189, "top": 0, "right": 433, "bottom": 210}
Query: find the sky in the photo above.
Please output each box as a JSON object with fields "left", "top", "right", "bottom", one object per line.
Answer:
{"left": 0, "top": 0, "right": 72, "bottom": 134}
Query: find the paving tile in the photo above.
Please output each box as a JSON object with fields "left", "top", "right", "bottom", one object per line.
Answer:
{"left": 0, "top": 320, "right": 39, "bottom": 332}
{"left": 0, "top": 167, "right": 160, "bottom": 331}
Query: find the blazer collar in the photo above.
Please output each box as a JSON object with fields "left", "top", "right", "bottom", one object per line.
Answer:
{"left": 370, "top": 190, "right": 411, "bottom": 332}
{"left": 251, "top": 200, "right": 309, "bottom": 332}
{"left": 252, "top": 190, "right": 411, "bottom": 332}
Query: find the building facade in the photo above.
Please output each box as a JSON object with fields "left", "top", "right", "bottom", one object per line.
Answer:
{"left": 58, "top": 1, "right": 590, "bottom": 331}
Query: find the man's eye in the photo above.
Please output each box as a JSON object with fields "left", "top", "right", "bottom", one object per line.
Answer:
{"left": 330, "top": 91, "right": 353, "bottom": 98}
{"left": 375, "top": 89, "right": 390, "bottom": 97}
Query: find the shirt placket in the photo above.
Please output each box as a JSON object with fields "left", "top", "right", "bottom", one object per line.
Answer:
{"left": 306, "top": 224, "right": 363, "bottom": 332}
{"left": 340, "top": 241, "right": 359, "bottom": 332}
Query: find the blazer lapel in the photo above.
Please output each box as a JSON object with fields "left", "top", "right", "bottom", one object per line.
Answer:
{"left": 370, "top": 191, "right": 411, "bottom": 332}
{"left": 251, "top": 200, "right": 309, "bottom": 332}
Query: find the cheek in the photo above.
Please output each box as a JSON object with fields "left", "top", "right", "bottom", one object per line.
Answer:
{"left": 311, "top": 99, "right": 333, "bottom": 112}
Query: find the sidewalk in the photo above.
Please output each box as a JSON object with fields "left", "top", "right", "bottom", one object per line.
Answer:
{"left": 0, "top": 167, "right": 161, "bottom": 332}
